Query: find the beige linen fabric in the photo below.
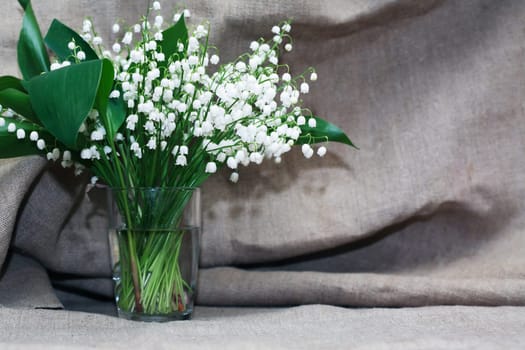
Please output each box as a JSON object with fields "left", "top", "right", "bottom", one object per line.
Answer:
{"left": 2, "top": 305, "right": 525, "bottom": 349}
{"left": 0, "top": 157, "right": 45, "bottom": 267}
{"left": 0, "top": 0, "right": 525, "bottom": 312}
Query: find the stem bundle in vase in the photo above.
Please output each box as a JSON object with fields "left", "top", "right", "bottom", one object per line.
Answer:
{"left": 0, "top": 0, "right": 356, "bottom": 320}
{"left": 112, "top": 187, "right": 197, "bottom": 316}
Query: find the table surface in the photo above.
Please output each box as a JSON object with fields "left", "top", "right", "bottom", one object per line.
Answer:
{"left": 1, "top": 305, "right": 525, "bottom": 349}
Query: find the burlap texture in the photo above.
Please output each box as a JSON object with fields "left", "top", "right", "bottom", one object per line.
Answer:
{"left": 0, "top": 0, "right": 524, "bottom": 314}
{"left": 2, "top": 305, "right": 525, "bottom": 349}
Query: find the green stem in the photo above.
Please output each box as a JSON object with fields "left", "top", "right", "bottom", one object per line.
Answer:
{"left": 115, "top": 188, "right": 196, "bottom": 315}
{"left": 110, "top": 141, "right": 143, "bottom": 313}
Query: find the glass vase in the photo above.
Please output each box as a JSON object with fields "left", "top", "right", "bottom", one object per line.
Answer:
{"left": 107, "top": 187, "right": 201, "bottom": 322}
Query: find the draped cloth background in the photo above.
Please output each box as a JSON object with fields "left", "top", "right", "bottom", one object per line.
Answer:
{"left": 1, "top": 0, "right": 525, "bottom": 348}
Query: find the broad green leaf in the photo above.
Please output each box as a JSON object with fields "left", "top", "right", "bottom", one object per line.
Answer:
{"left": 17, "top": 0, "right": 50, "bottom": 80}
{"left": 297, "top": 116, "right": 357, "bottom": 148}
{"left": 94, "top": 59, "right": 125, "bottom": 141}
{"left": 45, "top": 19, "right": 99, "bottom": 62}
{"left": 160, "top": 15, "right": 188, "bottom": 63}
{"left": 0, "top": 119, "right": 49, "bottom": 158}
{"left": 0, "top": 76, "right": 25, "bottom": 93}
{"left": 0, "top": 88, "right": 39, "bottom": 124}
{"left": 106, "top": 96, "right": 126, "bottom": 142}
{"left": 23, "top": 60, "right": 105, "bottom": 150}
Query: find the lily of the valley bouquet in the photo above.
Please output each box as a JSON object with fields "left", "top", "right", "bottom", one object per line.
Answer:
{"left": 0, "top": 0, "right": 355, "bottom": 321}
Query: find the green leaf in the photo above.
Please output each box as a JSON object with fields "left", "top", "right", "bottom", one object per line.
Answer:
{"left": 23, "top": 60, "right": 106, "bottom": 150}
{"left": 0, "top": 76, "right": 25, "bottom": 93}
{"left": 0, "top": 76, "right": 40, "bottom": 124}
{"left": 297, "top": 116, "right": 357, "bottom": 148}
{"left": 159, "top": 15, "right": 188, "bottom": 63}
{"left": 45, "top": 19, "right": 99, "bottom": 62}
{"left": 94, "top": 59, "right": 125, "bottom": 141}
{"left": 0, "top": 88, "right": 39, "bottom": 124}
{"left": 17, "top": 0, "right": 50, "bottom": 80}
{"left": 106, "top": 96, "right": 126, "bottom": 141}
{"left": 0, "top": 119, "right": 49, "bottom": 158}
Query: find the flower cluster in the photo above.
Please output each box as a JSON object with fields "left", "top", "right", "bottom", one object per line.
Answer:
{"left": 77, "top": 2, "right": 323, "bottom": 186}
{"left": 0, "top": 1, "right": 352, "bottom": 190}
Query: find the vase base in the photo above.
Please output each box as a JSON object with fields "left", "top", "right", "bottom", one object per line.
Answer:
{"left": 117, "top": 308, "right": 193, "bottom": 322}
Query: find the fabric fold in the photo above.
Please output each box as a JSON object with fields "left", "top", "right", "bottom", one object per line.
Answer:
{"left": 198, "top": 267, "right": 525, "bottom": 306}
{"left": 0, "top": 253, "right": 62, "bottom": 309}
{"left": 0, "top": 157, "right": 46, "bottom": 271}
